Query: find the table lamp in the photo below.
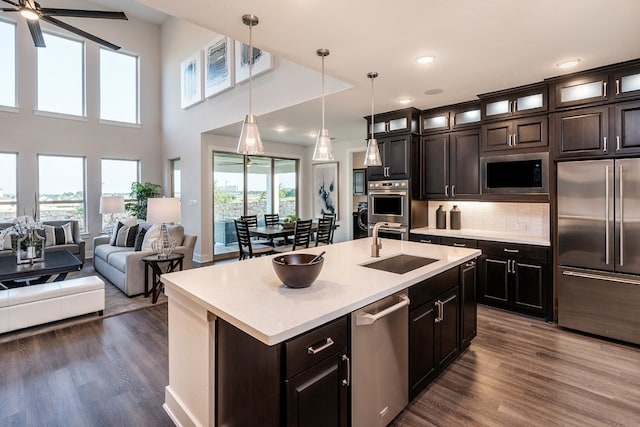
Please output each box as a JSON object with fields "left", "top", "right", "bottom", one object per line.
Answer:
{"left": 99, "top": 196, "right": 125, "bottom": 234}
{"left": 146, "top": 197, "right": 181, "bottom": 259}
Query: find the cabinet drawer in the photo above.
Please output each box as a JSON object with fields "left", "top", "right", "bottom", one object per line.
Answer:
{"left": 440, "top": 237, "right": 478, "bottom": 248}
{"left": 410, "top": 234, "right": 441, "bottom": 245}
{"left": 478, "top": 240, "right": 548, "bottom": 261}
{"left": 409, "top": 267, "right": 459, "bottom": 309}
{"left": 285, "top": 316, "right": 347, "bottom": 378}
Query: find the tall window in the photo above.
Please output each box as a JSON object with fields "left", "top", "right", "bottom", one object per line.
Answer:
{"left": 38, "top": 155, "right": 86, "bottom": 231}
{"left": 100, "top": 49, "right": 139, "bottom": 123}
{"left": 37, "top": 33, "right": 84, "bottom": 116}
{"left": 170, "top": 158, "right": 181, "bottom": 198}
{"left": 0, "top": 19, "right": 16, "bottom": 108}
{"left": 0, "top": 152, "right": 17, "bottom": 220}
{"left": 101, "top": 159, "right": 139, "bottom": 229}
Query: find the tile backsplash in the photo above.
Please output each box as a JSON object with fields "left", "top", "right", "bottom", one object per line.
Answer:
{"left": 426, "top": 201, "right": 550, "bottom": 239}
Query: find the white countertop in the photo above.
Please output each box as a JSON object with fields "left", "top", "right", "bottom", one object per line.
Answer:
{"left": 410, "top": 227, "right": 550, "bottom": 246}
{"left": 161, "top": 238, "right": 480, "bottom": 346}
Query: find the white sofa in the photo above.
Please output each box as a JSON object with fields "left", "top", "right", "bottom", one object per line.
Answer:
{"left": 0, "top": 276, "right": 105, "bottom": 333}
{"left": 93, "top": 223, "right": 197, "bottom": 297}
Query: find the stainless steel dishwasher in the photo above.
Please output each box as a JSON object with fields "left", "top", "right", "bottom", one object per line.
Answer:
{"left": 351, "top": 291, "right": 409, "bottom": 427}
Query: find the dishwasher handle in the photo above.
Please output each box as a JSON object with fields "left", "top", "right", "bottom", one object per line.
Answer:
{"left": 355, "top": 294, "right": 410, "bottom": 326}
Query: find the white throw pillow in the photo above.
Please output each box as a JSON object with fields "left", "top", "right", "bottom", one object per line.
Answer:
{"left": 110, "top": 218, "right": 137, "bottom": 245}
{"left": 141, "top": 224, "right": 184, "bottom": 251}
{"left": 43, "top": 225, "right": 56, "bottom": 247}
{"left": 61, "top": 222, "right": 74, "bottom": 244}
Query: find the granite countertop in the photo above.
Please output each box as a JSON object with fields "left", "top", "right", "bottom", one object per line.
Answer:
{"left": 161, "top": 238, "right": 480, "bottom": 345}
{"left": 410, "top": 227, "right": 550, "bottom": 246}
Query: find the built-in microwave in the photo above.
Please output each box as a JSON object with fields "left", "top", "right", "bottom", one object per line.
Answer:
{"left": 481, "top": 152, "right": 549, "bottom": 195}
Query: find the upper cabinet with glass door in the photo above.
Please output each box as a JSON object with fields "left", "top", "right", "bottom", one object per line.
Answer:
{"left": 480, "top": 83, "right": 548, "bottom": 121}
{"left": 365, "top": 107, "right": 420, "bottom": 138}
{"left": 421, "top": 101, "right": 481, "bottom": 134}
{"left": 549, "top": 59, "right": 640, "bottom": 109}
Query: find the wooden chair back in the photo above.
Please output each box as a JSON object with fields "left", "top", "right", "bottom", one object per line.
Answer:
{"left": 234, "top": 219, "right": 254, "bottom": 260}
{"left": 241, "top": 215, "right": 259, "bottom": 228}
{"left": 292, "top": 219, "right": 313, "bottom": 250}
{"left": 322, "top": 213, "right": 336, "bottom": 243}
{"left": 264, "top": 213, "right": 280, "bottom": 227}
{"left": 315, "top": 217, "right": 334, "bottom": 246}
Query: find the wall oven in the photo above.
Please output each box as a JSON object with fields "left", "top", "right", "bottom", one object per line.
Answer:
{"left": 368, "top": 180, "right": 409, "bottom": 240}
{"left": 481, "top": 152, "right": 549, "bottom": 195}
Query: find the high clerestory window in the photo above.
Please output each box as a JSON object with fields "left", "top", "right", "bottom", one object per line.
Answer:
{"left": 0, "top": 19, "right": 16, "bottom": 108}
{"left": 100, "top": 48, "right": 139, "bottom": 124}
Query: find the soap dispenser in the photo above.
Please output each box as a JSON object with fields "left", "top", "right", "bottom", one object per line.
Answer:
{"left": 436, "top": 205, "right": 446, "bottom": 229}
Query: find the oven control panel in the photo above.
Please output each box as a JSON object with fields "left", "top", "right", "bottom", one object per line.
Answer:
{"left": 368, "top": 180, "right": 409, "bottom": 190}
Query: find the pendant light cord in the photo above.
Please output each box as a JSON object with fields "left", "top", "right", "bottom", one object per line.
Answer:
{"left": 248, "top": 24, "right": 253, "bottom": 115}
{"left": 370, "top": 77, "right": 375, "bottom": 139}
{"left": 321, "top": 54, "right": 325, "bottom": 130}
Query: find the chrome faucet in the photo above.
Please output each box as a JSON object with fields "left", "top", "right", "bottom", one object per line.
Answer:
{"left": 371, "top": 222, "right": 402, "bottom": 257}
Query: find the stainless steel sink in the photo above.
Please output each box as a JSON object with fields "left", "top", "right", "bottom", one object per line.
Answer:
{"left": 361, "top": 254, "right": 439, "bottom": 274}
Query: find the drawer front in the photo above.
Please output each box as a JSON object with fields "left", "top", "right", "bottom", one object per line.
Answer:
{"left": 440, "top": 237, "right": 478, "bottom": 249}
{"left": 285, "top": 316, "right": 347, "bottom": 378}
{"left": 410, "top": 234, "right": 441, "bottom": 245}
{"left": 409, "top": 267, "right": 459, "bottom": 309}
{"left": 478, "top": 240, "right": 548, "bottom": 261}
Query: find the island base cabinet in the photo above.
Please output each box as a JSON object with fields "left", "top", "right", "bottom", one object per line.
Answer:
{"left": 460, "top": 260, "right": 478, "bottom": 349}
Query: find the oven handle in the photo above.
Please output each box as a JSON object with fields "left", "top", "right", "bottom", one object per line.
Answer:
{"left": 369, "top": 191, "right": 408, "bottom": 196}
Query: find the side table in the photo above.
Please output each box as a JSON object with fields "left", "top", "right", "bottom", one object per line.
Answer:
{"left": 142, "top": 253, "right": 185, "bottom": 303}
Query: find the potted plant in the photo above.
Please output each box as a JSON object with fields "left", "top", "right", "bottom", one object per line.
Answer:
{"left": 126, "top": 181, "right": 161, "bottom": 220}
{"left": 282, "top": 214, "right": 299, "bottom": 229}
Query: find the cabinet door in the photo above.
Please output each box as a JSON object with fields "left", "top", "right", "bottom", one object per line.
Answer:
{"left": 552, "top": 106, "right": 610, "bottom": 158}
{"left": 436, "top": 287, "right": 459, "bottom": 369}
{"left": 421, "top": 111, "right": 450, "bottom": 134}
{"left": 420, "top": 135, "right": 448, "bottom": 198}
{"left": 366, "top": 139, "right": 387, "bottom": 181}
{"left": 449, "top": 129, "right": 480, "bottom": 198}
{"left": 512, "top": 115, "right": 548, "bottom": 150}
{"left": 513, "top": 260, "right": 545, "bottom": 313}
{"left": 285, "top": 353, "right": 348, "bottom": 427}
{"left": 460, "top": 260, "right": 477, "bottom": 349}
{"left": 613, "top": 68, "right": 640, "bottom": 100}
{"left": 614, "top": 101, "right": 640, "bottom": 155}
{"left": 386, "top": 136, "right": 411, "bottom": 179}
{"left": 481, "top": 256, "right": 509, "bottom": 303}
{"left": 552, "top": 73, "right": 609, "bottom": 109}
{"left": 481, "top": 120, "right": 512, "bottom": 152}
{"left": 353, "top": 169, "right": 366, "bottom": 195}
{"left": 409, "top": 302, "right": 436, "bottom": 398}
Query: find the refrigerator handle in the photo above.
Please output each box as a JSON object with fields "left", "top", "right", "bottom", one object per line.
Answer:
{"left": 619, "top": 165, "right": 624, "bottom": 267}
{"left": 605, "top": 165, "right": 610, "bottom": 265}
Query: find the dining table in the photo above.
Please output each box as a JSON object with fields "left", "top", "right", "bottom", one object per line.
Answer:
{"left": 248, "top": 223, "right": 339, "bottom": 241}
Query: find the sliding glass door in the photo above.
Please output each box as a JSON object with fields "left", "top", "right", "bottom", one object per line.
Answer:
{"left": 212, "top": 152, "right": 298, "bottom": 258}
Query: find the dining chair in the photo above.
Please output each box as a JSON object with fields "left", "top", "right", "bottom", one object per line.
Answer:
{"left": 264, "top": 213, "right": 280, "bottom": 226}
{"left": 241, "top": 215, "right": 271, "bottom": 245}
{"left": 275, "top": 219, "right": 313, "bottom": 253}
{"left": 315, "top": 217, "right": 334, "bottom": 247}
{"left": 322, "top": 212, "right": 337, "bottom": 243}
{"left": 234, "top": 219, "right": 275, "bottom": 260}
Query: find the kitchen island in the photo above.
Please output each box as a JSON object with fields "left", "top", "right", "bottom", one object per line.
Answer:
{"left": 161, "top": 238, "right": 480, "bottom": 427}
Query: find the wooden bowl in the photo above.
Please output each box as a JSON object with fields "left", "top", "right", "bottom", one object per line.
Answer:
{"left": 272, "top": 253, "right": 324, "bottom": 288}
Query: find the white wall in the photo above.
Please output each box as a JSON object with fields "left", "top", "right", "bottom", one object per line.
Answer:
{"left": 0, "top": 0, "right": 162, "bottom": 253}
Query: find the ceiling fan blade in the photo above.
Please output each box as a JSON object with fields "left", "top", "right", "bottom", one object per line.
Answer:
{"left": 27, "top": 19, "right": 45, "bottom": 47}
{"left": 40, "top": 15, "right": 121, "bottom": 50}
{"left": 39, "top": 8, "right": 127, "bottom": 20}
{"left": 1, "top": 8, "right": 20, "bottom": 11}
{"left": 1, "top": 0, "right": 20, "bottom": 7}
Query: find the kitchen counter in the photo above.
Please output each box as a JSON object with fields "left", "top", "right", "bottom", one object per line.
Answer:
{"left": 411, "top": 226, "right": 550, "bottom": 246}
{"left": 161, "top": 238, "right": 480, "bottom": 426}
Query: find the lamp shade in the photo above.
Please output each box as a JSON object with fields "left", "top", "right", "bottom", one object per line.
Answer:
{"left": 237, "top": 114, "right": 264, "bottom": 154}
{"left": 99, "top": 196, "right": 125, "bottom": 214}
{"left": 146, "top": 197, "right": 181, "bottom": 223}
{"left": 364, "top": 138, "right": 382, "bottom": 166}
{"left": 312, "top": 128, "right": 334, "bottom": 161}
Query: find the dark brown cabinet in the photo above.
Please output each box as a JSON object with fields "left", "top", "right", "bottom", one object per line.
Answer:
{"left": 478, "top": 241, "right": 551, "bottom": 319}
{"left": 460, "top": 259, "right": 477, "bottom": 349}
{"left": 217, "top": 316, "right": 349, "bottom": 427}
{"left": 366, "top": 107, "right": 420, "bottom": 138}
{"left": 366, "top": 134, "right": 416, "bottom": 181}
{"left": 480, "top": 84, "right": 548, "bottom": 121}
{"left": 421, "top": 102, "right": 481, "bottom": 134}
{"left": 420, "top": 128, "right": 480, "bottom": 199}
{"left": 408, "top": 267, "right": 461, "bottom": 399}
{"left": 481, "top": 115, "right": 548, "bottom": 153}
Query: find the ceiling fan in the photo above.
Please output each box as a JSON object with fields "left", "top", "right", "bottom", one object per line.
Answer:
{"left": 1, "top": 0, "right": 128, "bottom": 50}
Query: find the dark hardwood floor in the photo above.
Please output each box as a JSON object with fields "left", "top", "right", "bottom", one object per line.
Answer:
{"left": 1, "top": 304, "right": 638, "bottom": 426}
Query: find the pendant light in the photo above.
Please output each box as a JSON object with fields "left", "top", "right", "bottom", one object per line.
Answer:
{"left": 237, "top": 14, "right": 264, "bottom": 155}
{"left": 312, "top": 48, "right": 334, "bottom": 161}
{"left": 364, "top": 72, "right": 382, "bottom": 166}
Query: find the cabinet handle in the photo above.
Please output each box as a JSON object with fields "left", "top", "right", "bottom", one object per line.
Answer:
{"left": 603, "top": 81, "right": 607, "bottom": 97}
{"left": 616, "top": 79, "right": 621, "bottom": 95}
{"left": 503, "top": 248, "right": 520, "bottom": 253}
{"left": 453, "top": 243, "right": 466, "bottom": 247}
{"left": 436, "top": 294, "right": 457, "bottom": 323}
{"left": 420, "top": 239, "right": 433, "bottom": 244}
{"left": 513, "top": 99, "right": 517, "bottom": 112}
{"left": 465, "top": 261, "right": 476, "bottom": 268}
{"left": 616, "top": 136, "right": 621, "bottom": 151}
{"left": 509, "top": 100, "right": 513, "bottom": 113}
{"left": 605, "top": 165, "right": 610, "bottom": 265}
{"left": 444, "top": 184, "right": 449, "bottom": 197}
{"left": 511, "top": 260, "right": 517, "bottom": 273}
{"left": 342, "top": 354, "right": 350, "bottom": 387}
{"left": 307, "top": 337, "right": 334, "bottom": 355}
{"left": 451, "top": 185, "right": 456, "bottom": 198}
{"left": 508, "top": 134, "right": 512, "bottom": 147}
{"left": 620, "top": 164, "right": 624, "bottom": 267}
{"left": 603, "top": 137, "right": 608, "bottom": 153}
{"left": 513, "top": 133, "right": 518, "bottom": 146}
{"left": 434, "top": 301, "right": 442, "bottom": 323}
{"left": 507, "top": 259, "right": 512, "bottom": 274}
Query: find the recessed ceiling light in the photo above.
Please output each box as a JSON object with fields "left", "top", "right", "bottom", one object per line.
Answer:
{"left": 557, "top": 58, "right": 581, "bottom": 69}
{"left": 424, "top": 88, "right": 443, "bottom": 95}
{"left": 274, "top": 127, "right": 287, "bottom": 132}
{"left": 397, "top": 97, "right": 413, "bottom": 105}
{"left": 416, "top": 55, "right": 435, "bottom": 64}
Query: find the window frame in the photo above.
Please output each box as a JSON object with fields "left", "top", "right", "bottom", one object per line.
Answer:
{"left": 170, "top": 158, "right": 181, "bottom": 198}
{"left": 0, "top": 151, "right": 18, "bottom": 220}
{"left": 0, "top": 17, "right": 17, "bottom": 111}
{"left": 99, "top": 48, "right": 141, "bottom": 125}
{"left": 35, "top": 30, "right": 86, "bottom": 119}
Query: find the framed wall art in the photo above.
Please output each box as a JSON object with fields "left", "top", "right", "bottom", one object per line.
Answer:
{"left": 204, "top": 36, "right": 233, "bottom": 98}
{"left": 234, "top": 41, "right": 274, "bottom": 84}
{"left": 180, "top": 51, "right": 202, "bottom": 109}
{"left": 312, "top": 162, "right": 339, "bottom": 219}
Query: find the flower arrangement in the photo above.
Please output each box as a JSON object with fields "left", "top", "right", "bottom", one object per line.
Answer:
{"left": 11, "top": 214, "right": 45, "bottom": 263}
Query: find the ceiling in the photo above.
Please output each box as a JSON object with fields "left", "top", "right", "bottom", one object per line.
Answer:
{"left": 105, "top": 0, "right": 640, "bottom": 146}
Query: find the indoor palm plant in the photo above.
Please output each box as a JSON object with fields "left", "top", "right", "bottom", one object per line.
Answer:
{"left": 125, "top": 181, "right": 162, "bottom": 220}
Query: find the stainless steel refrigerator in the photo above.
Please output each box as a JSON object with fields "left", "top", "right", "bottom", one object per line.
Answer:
{"left": 557, "top": 159, "right": 640, "bottom": 345}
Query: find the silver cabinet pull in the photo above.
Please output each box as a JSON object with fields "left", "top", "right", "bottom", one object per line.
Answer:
{"left": 434, "top": 301, "right": 442, "bottom": 323}
{"left": 508, "top": 134, "right": 513, "bottom": 147}
{"left": 420, "top": 239, "right": 432, "bottom": 244}
{"left": 453, "top": 243, "right": 466, "bottom": 247}
{"left": 507, "top": 259, "right": 511, "bottom": 274}
{"left": 603, "top": 81, "right": 608, "bottom": 97}
{"left": 620, "top": 164, "right": 624, "bottom": 267}
{"left": 616, "top": 79, "right": 621, "bottom": 95}
{"left": 605, "top": 165, "right": 610, "bottom": 265}
{"left": 342, "top": 354, "right": 350, "bottom": 387}
{"left": 307, "top": 337, "right": 334, "bottom": 355}
{"left": 513, "top": 133, "right": 518, "bottom": 146}
{"left": 444, "top": 184, "right": 449, "bottom": 197}
{"left": 355, "top": 294, "right": 409, "bottom": 325}
{"left": 616, "top": 136, "right": 621, "bottom": 151}
{"left": 603, "top": 136, "right": 608, "bottom": 153}
{"left": 451, "top": 184, "right": 456, "bottom": 198}
{"left": 562, "top": 270, "right": 640, "bottom": 286}
{"left": 503, "top": 248, "right": 520, "bottom": 253}
{"left": 464, "top": 261, "right": 476, "bottom": 268}
{"left": 436, "top": 294, "right": 457, "bottom": 323}
{"left": 513, "top": 99, "right": 518, "bottom": 112}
